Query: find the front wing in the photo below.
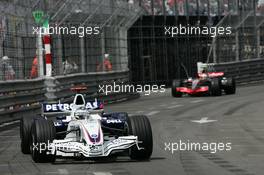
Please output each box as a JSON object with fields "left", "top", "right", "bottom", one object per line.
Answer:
{"left": 176, "top": 86, "right": 209, "bottom": 94}
{"left": 47, "top": 136, "right": 142, "bottom": 158}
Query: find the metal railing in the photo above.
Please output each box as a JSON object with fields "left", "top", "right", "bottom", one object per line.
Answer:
{"left": 0, "top": 0, "right": 142, "bottom": 80}
{"left": 214, "top": 58, "right": 264, "bottom": 84}
{"left": 0, "top": 70, "right": 138, "bottom": 124}
{"left": 0, "top": 78, "right": 45, "bottom": 123}
{"left": 46, "top": 70, "right": 130, "bottom": 102}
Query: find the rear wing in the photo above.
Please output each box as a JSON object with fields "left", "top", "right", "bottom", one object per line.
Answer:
{"left": 42, "top": 100, "right": 104, "bottom": 116}
{"left": 198, "top": 72, "right": 225, "bottom": 78}
{"left": 197, "top": 62, "right": 216, "bottom": 73}
{"left": 197, "top": 62, "right": 224, "bottom": 78}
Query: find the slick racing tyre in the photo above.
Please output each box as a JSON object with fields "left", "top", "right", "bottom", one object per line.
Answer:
{"left": 224, "top": 77, "right": 236, "bottom": 95}
{"left": 20, "top": 116, "right": 34, "bottom": 154}
{"left": 31, "top": 119, "right": 56, "bottom": 163}
{"left": 127, "top": 115, "right": 153, "bottom": 160}
{"left": 171, "top": 79, "right": 182, "bottom": 97}
{"left": 20, "top": 116, "right": 39, "bottom": 154}
{"left": 210, "top": 78, "right": 222, "bottom": 96}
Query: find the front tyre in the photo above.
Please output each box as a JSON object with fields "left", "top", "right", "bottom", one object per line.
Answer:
{"left": 20, "top": 116, "right": 34, "bottom": 154}
{"left": 31, "top": 119, "right": 56, "bottom": 163}
{"left": 171, "top": 80, "right": 182, "bottom": 97}
{"left": 127, "top": 115, "right": 153, "bottom": 160}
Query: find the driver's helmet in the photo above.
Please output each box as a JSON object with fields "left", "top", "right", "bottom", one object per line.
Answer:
{"left": 199, "top": 73, "right": 208, "bottom": 79}
{"left": 75, "top": 107, "right": 88, "bottom": 119}
{"left": 199, "top": 68, "right": 208, "bottom": 79}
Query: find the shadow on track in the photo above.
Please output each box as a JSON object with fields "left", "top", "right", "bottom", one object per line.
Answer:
{"left": 52, "top": 157, "right": 165, "bottom": 165}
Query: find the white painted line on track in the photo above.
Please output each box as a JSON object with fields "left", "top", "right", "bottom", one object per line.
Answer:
{"left": 0, "top": 164, "right": 8, "bottom": 166}
{"left": 171, "top": 101, "right": 178, "bottom": 105}
{"left": 0, "top": 120, "right": 19, "bottom": 128}
{"left": 190, "top": 99, "right": 204, "bottom": 103}
{"left": 58, "top": 169, "right": 69, "bottom": 175}
{"left": 167, "top": 104, "right": 183, "bottom": 109}
{"left": 93, "top": 172, "right": 112, "bottom": 175}
{"left": 0, "top": 135, "right": 19, "bottom": 137}
{"left": 191, "top": 117, "right": 217, "bottom": 124}
{"left": 146, "top": 111, "right": 160, "bottom": 116}
{"left": 0, "top": 130, "right": 14, "bottom": 134}
{"left": 0, "top": 141, "right": 20, "bottom": 143}
{"left": 136, "top": 110, "right": 144, "bottom": 114}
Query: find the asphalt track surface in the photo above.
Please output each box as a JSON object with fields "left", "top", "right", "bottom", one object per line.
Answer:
{"left": 1, "top": 84, "right": 264, "bottom": 175}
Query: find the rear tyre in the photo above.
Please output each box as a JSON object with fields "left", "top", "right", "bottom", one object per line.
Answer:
{"left": 224, "top": 77, "right": 236, "bottom": 94}
{"left": 171, "top": 80, "right": 182, "bottom": 97}
{"left": 31, "top": 119, "right": 56, "bottom": 163}
{"left": 210, "top": 78, "right": 222, "bottom": 96}
{"left": 127, "top": 115, "right": 153, "bottom": 160}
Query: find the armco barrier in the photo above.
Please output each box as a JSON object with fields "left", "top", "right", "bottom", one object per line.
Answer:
{"left": 214, "top": 58, "right": 264, "bottom": 84}
{"left": 46, "top": 70, "right": 130, "bottom": 103}
{"left": 0, "top": 70, "right": 138, "bottom": 124}
{"left": 0, "top": 79, "right": 45, "bottom": 123}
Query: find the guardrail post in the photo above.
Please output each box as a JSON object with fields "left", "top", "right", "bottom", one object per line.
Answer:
{"left": 257, "top": 29, "right": 260, "bottom": 58}
{"left": 120, "top": 28, "right": 128, "bottom": 70}
{"left": 0, "top": 35, "right": 3, "bottom": 58}
{"left": 115, "top": 28, "right": 121, "bottom": 71}
{"left": 37, "top": 31, "right": 44, "bottom": 77}
{"left": 44, "top": 77, "right": 57, "bottom": 102}
{"left": 56, "top": 36, "right": 64, "bottom": 75}
{"left": 80, "top": 37, "right": 86, "bottom": 73}
{"left": 101, "top": 30, "right": 105, "bottom": 72}
{"left": 213, "top": 40, "right": 217, "bottom": 63}
{"left": 235, "top": 31, "right": 240, "bottom": 61}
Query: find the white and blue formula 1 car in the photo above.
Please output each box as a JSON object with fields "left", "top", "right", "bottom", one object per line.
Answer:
{"left": 20, "top": 86, "right": 153, "bottom": 163}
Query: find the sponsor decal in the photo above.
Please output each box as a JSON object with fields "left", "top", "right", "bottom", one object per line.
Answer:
{"left": 90, "top": 134, "right": 98, "bottom": 138}
{"left": 106, "top": 119, "right": 122, "bottom": 124}
{"left": 43, "top": 101, "right": 103, "bottom": 113}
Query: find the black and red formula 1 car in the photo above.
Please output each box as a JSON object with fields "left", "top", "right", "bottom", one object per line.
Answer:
{"left": 171, "top": 71, "right": 236, "bottom": 97}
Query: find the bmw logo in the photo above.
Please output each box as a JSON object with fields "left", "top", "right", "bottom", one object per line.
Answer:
{"left": 91, "top": 134, "right": 98, "bottom": 138}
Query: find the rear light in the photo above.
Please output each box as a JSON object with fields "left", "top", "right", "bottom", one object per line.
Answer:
{"left": 70, "top": 85, "right": 87, "bottom": 93}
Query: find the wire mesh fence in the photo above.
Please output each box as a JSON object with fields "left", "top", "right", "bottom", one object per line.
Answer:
{"left": 128, "top": 0, "right": 264, "bottom": 84}
{"left": 0, "top": 0, "right": 142, "bottom": 81}
{"left": 210, "top": 0, "right": 264, "bottom": 63}
{"left": 2, "top": 0, "right": 263, "bottom": 83}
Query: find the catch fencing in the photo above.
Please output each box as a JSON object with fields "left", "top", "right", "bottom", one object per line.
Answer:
{"left": 0, "top": 0, "right": 142, "bottom": 80}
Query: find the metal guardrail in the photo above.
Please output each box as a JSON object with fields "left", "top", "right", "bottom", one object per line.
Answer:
{"left": 1, "top": 59, "right": 263, "bottom": 124}
{"left": 0, "top": 70, "right": 137, "bottom": 124}
{"left": 214, "top": 58, "right": 264, "bottom": 84}
{"left": 0, "top": 79, "right": 45, "bottom": 123}
{"left": 46, "top": 70, "right": 130, "bottom": 102}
